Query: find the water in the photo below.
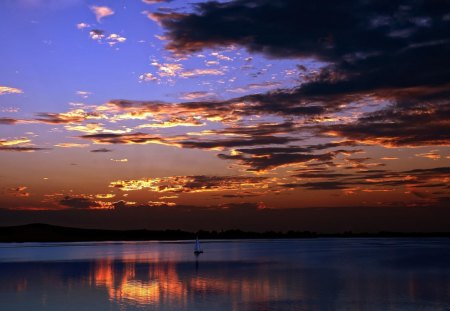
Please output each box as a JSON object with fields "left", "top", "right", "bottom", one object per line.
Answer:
{"left": 1, "top": 238, "right": 450, "bottom": 311}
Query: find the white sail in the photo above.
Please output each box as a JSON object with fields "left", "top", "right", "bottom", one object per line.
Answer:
{"left": 194, "top": 237, "right": 203, "bottom": 254}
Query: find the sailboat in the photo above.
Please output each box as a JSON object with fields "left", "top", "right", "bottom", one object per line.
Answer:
{"left": 194, "top": 237, "right": 203, "bottom": 255}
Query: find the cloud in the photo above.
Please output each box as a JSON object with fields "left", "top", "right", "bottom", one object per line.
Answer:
{"left": 80, "top": 132, "right": 171, "bottom": 146}
{"left": 6, "top": 0, "right": 448, "bottom": 193}
{"left": 415, "top": 151, "right": 441, "bottom": 160}
{"left": 6, "top": 186, "right": 30, "bottom": 198}
{"left": 76, "top": 91, "right": 91, "bottom": 98}
{"left": 106, "top": 33, "right": 127, "bottom": 46}
{"left": 55, "top": 143, "right": 89, "bottom": 148}
{"left": 139, "top": 73, "right": 159, "bottom": 82}
{"left": 110, "top": 175, "right": 269, "bottom": 194}
{"left": 90, "top": 5, "right": 114, "bottom": 22}
{"left": 148, "top": 201, "right": 176, "bottom": 207}
{"left": 288, "top": 181, "right": 351, "bottom": 191}
{"left": 180, "top": 135, "right": 298, "bottom": 150}
{"left": 0, "top": 137, "right": 49, "bottom": 152}
{"left": 89, "top": 29, "right": 105, "bottom": 40}
{"left": 156, "top": 0, "right": 450, "bottom": 148}
{"left": 76, "top": 22, "right": 90, "bottom": 29}
{"left": 227, "top": 81, "right": 281, "bottom": 93}
{"left": 292, "top": 171, "right": 353, "bottom": 179}
{"left": 110, "top": 158, "right": 128, "bottom": 162}
{"left": 192, "top": 122, "right": 298, "bottom": 137}
{"left": 0, "top": 86, "right": 23, "bottom": 95}
{"left": 142, "top": 0, "right": 171, "bottom": 4}
{"left": 0, "top": 138, "right": 30, "bottom": 146}
{"left": 34, "top": 109, "right": 104, "bottom": 124}
{"left": 284, "top": 166, "right": 450, "bottom": 194}
{"left": 151, "top": 62, "right": 183, "bottom": 77}
{"left": 0, "top": 118, "right": 20, "bottom": 125}
{"left": 0, "top": 146, "right": 50, "bottom": 152}
{"left": 179, "top": 68, "right": 224, "bottom": 78}
{"left": 0, "top": 107, "right": 19, "bottom": 113}
{"left": 216, "top": 141, "right": 361, "bottom": 171}
{"left": 218, "top": 150, "right": 346, "bottom": 172}
{"left": 323, "top": 101, "right": 450, "bottom": 147}
{"left": 87, "top": 29, "right": 126, "bottom": 46}
{"left": 90, "top": 148, "right": 113, "bottom": 153}
{"left": 136, "top": 116, "right": 204, "bottom": 128}
{"left": 59, "top": 196, "right": 100, "bottom": 209}
{"left": 179, "top": 91, "right": 216, "bottom": 100}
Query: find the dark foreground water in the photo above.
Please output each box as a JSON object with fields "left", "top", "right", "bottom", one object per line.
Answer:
{"left": 1, "top": 238, "right": 450, "bottom": 311}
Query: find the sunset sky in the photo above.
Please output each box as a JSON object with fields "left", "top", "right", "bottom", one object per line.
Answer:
{"left": 0, "top": 0, "right": 449, "bottom": 231}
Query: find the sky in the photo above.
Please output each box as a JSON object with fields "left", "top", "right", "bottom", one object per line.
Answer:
{"left": 0, "top": 0, "right": 449, "bottom": 231}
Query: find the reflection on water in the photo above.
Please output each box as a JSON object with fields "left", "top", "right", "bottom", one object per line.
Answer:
{"left": 1, "top": 239, "right": 450, "bottom": 310}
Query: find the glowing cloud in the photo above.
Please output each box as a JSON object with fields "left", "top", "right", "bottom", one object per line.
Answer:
{"left": 90, "top": 5, "right": 114, "bottom": 22}
{"left": 0, "top": 86, "right": 23, "bottom": 95}
{"left": 76, "top": 22, "right": 90, "bottom": 29}
{"left": 55, "top": 143, "right": 89, "bottom": 148}
{"left": 7, "top": 186, "right": 30, "bottom": 197}
{"left": 109, "top": 175, "right": 269, "bottom": 194}
{"left": 139, "top": 73, "right": 159, "bottom": 82}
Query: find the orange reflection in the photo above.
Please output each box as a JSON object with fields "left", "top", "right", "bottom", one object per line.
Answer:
{"left": 89, "top": 259, "right": 301, "bottom": 308}
{"left": 91, "top": 260, "right": 186, "bottom": 307}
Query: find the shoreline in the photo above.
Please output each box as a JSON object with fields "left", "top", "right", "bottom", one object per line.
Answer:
{"left": 1, "top": 223, "right": 450, "bottom": 243}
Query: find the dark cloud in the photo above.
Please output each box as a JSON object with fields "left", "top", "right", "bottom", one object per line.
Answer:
{"left": 325, "top": 101, "right": 450, "bottom": 146}
{"left": 180, "top": 135, "right": 298, "bottom": 149}
{"left": 287, "top": 181, "right": 352, "bottom": 191}
{"left": 402, "top": 166, "right": 450, "bottom": 176}
{"left": 0, "top": 146, "right": 50, "bottom": 152}
{"left": 292, "top": 171, "right": 353, "bottom": 179}
{"left": 215, "top": 141, "right": 361, "bottom": 171}
{"left": 218, "top": 150, "right": 345, "bottom": 172}
{"left": 234, "top": 140, "right": 359, "bottom": 156}
{"left": 34, "top": 112, "right": 86, "bottom": 124}
{"left": 287, "top": 166, "right": 450, "bottom": 193}
{"left": 90, "top": 148, "right": 113, "bottom": 153}
{"left": 161, "top": 0, "right": 450, "bottom": 97}
{"left": 203, "top": 121, "right": 298, "bottom": 137}
{"left": 158, "top": 0, "right": 450, "bottom": 147}
{"left": 221, "top": 193, "right": 261, "bottom": 198}
{"left": 59, "top": 196, "right": 100, "bottom": 209}
{"left": 0, "top": 118, "right": 20, "bottom": 125}
{"left": 80, "top": 133, "right": 166, "bottom": 144}
{"left": 34, "top": 111, "right": 104, "bottom": 124}
{"left": 81, "top": 131, "right": 298, "bottom": 150}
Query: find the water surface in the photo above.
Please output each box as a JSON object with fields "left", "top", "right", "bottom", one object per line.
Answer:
{"left": 1, "top": 238, "right": 450, "bottom": 310}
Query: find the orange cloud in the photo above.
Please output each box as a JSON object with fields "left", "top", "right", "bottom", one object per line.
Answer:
{"left": 109, "top": 175, "right": 270, "bottom": 194}
{"left": 415, "top": 151, "right": 441, "bottom": 160}
{"left": 7, "top": 186, "right": 30, "bottom": 197}
{"left": 90, "top": 6, "right": 114, "bottom": 22}
{"left": 110, "top": 158, "right": 128, "bottom": 162}
{"left": 0, "top": 138, "right": 30, "bottom": 146}
{"left": 55, "top": 143, "right": 89, "bottom": 148}
{"left": 148, "top": 201, "right": 176, "bottom": 207}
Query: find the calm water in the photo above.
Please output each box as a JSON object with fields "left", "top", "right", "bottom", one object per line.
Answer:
{"left": 1, "top": 238, "right": 450, "bottom": 311}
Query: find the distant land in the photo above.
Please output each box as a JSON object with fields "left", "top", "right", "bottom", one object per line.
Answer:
{"left": 1, "top": 224, "right": 450, "bottom": 242}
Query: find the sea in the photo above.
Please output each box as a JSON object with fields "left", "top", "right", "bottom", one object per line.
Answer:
{"left": 1, "top": 238, "right": 450, "bottom": 310}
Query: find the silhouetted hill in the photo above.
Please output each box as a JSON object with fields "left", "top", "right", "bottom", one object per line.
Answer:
{"left": 0, "top": 223, "right": 192, "bottom": 242}
{"left": 0, "top": 224, "right": 449, "bottom": 242}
